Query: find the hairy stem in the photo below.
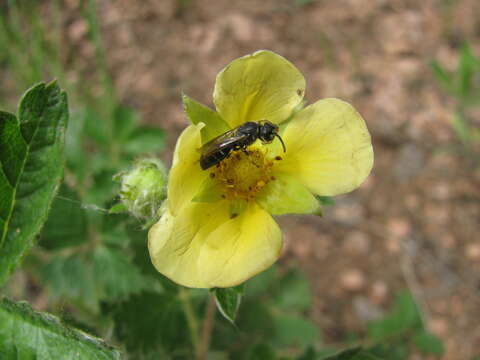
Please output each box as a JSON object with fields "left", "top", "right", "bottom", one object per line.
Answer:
{"left": 178, "top": 288, "right": 200, "bottom": 358}
{"left": 198, "top": 295, "right": 216, "bottom": 360}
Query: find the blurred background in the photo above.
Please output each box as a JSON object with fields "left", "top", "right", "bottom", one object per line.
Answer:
{"left": 1, "top": 0, "right": 480, "bottom": 359}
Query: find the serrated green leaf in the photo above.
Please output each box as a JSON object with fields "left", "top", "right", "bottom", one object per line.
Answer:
{"left": 108, "top": 291, "right": 190, "bottom": 355}
{"left": 39, "top": 184, "right": 88, "bottom": 250}
{"left": 0, "top": 297, "right": 120, "bottom": 359}
{"left": 123, "top": 126, "right": 166, "bottom": 154}
{"left": 213, "top": 286, "right": 243, "bottom": 324}
{"left": 42, "top": 246, "right": 151, "bottom": 312}
{"left": 92, "top": 245, "right": 148, "bottom": 301}
{"left": 413, "top": 329, "right": 445, "bottom": 356}
{"left": 182, "top": 94, "right": 230, "bottom": 144}
{"left": 0, "top": 82, "right": 68, "bottom": 285}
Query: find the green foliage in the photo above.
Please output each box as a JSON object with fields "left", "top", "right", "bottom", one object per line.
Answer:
{"left": 412, "top": 330, "right": 445, "bottom": 356}
{"left": 210, "top": 266, "right": 321, "bottom": 359}
{"left": 40, "top": 184, "right": 87, "bottom": 250}
{"left": 108, "top": 291, "right": 190, "bottom": 357}
{"left": 368, "top": 291, "right": 422, "bottom": 341}
{"left": 0, "top": 82, "right": 67, "bottom": 285}
{"left": 431, "top": 43, "right": 480, "bottom": 156}
{"left": 0, "top": 297, "right": 120, "bottom": 360}
{"left": 366, "top": 292, "right": 444, "bottom": 358}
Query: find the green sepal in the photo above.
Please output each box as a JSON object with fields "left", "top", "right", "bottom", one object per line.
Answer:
{"left": 211, "top": 284, "right": 244, "bottom": 325}
{"left": 192, "top": 177, "right": 223, "bottom": 203}
{"left": 316, "top": 195, "right": 335, "bottom": 206}
{"left": 182, "top": 93, "right": 230, "bottom": 144}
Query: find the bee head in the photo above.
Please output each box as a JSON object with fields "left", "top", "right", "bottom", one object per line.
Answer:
{"left": 258, "top": 121, "right": 278, "bottom": 143}
{"left": 259, "top": 121, "right": 286, "bottom": 153}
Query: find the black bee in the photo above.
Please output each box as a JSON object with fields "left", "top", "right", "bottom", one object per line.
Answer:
{"left": 200, "top": 121, "right": 286, "bottom": 170}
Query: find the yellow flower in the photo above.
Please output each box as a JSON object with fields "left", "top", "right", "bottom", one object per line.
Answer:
{"left": 148, "top": 50, "right": 373, "bottom": 288}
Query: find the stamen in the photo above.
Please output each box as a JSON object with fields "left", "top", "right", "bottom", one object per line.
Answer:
{"left": 212, "top": 148, "right": 275, "bottom": 201}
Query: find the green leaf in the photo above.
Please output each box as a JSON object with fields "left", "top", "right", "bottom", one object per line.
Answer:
{"left": 113, "top": 105, "right": 139, "bottom": 141}
{"left": 368, "top": 291, "right": 422, "bottom": 341}
{"left": 213, "top": 285, "right": 244, "bottom": 324}
{"left": 413, "top": 330, "right": 445, "bottom": 356}
{"left": 83, "top": 107, "right": 109, "bottom": 146}
{"left": 368, "top": 344, "right": 409, "bottom": 360}
{"left": 0, "top": 82, "right": 68, "bottom": 285}
{"left": 65, "top": 108, "right": 87, "bottom": 182}
{"left": 274, "top": 269, "right": 312, "bottom": 312}
{"left": 0, "top": 297, "right": 120, "bottom": 359}
{"left": 430, "top": 61, "right": 454, "bottom": 94}
{"left": 42, "top": 246, "right": 151, "bottom": 312}
{"left": 297, "top": 346, "right": 318, "bottom": 360}
{"left": 323, "top": 348, "right": 380, "bottom": 360}
{"left": 451, "top": 112, "right": 472, "bottom": 146}
{"left": 123, "top": 126, "right": 166, "bottom": 154}
{"left": 39, "top": 184, "right": 87, "bottom": 250}
{"left": 458, "top": 43, "right": 478, "bottom": 98}
{"left": 271, "top": 314, "right": 320, "bottom": 348}
{"left": 92, "top": 245, "right": 149, "bottom": 300}
{"left": 248, "top": 343, "right": 277, "bottom": 360}
{"left": 108, "top": 291, "right": 190, "bottom": 355}
{"left": 182, "top": 94, "right": 230, "bottom": 144}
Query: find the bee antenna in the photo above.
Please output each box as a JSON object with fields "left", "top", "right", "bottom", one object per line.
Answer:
{"left": 275, "top": 134, "right": 286, "bottom": 153}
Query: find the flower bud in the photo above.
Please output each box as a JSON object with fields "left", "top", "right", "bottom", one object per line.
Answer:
{"left": 116, "top": 158, "right": 167, "bottom": 219}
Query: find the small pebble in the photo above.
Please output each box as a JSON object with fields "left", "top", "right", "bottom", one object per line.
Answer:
{"left": 340, "top": 269, "right": 365, "bottom": 291}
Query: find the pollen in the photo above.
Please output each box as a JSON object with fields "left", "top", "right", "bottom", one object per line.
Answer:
{"left": 213, "top": 148, "right": 274, "bottom": 201}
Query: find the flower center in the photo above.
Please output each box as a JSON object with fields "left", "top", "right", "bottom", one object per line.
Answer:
{"left": 211, "top": 149, "right": 276, "bottom": 201}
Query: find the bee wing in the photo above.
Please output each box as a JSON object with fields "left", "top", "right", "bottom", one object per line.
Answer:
{"left": 200, "top": 130, "right": 245, "bottom": 156}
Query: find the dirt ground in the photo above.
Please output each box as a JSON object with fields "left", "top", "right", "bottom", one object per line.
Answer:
{"left": 11, "top": 0, "right": 480, "bottom": 358}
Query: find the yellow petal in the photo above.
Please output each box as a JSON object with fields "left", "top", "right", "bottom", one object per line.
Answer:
{"left": 148, "top": 201, "right": 282, "bottom": 288}
{"left": 277, "top": 98, "right": 373, "bottom": 196}
{"left": 168, "top": 123, "right": 208, "bottom": 215}
{"left": 256, "top": 174, "right": 320, "bottom": 215}
{"left": 213, "top": 50, "right": 305, "bottom": 128}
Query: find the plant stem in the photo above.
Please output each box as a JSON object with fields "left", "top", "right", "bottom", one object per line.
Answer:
{"left": 178, "top": 288, "right": 200, "bottom": 358}
{"left": 198, "top": 294, "right": 216, "bottom": 360}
